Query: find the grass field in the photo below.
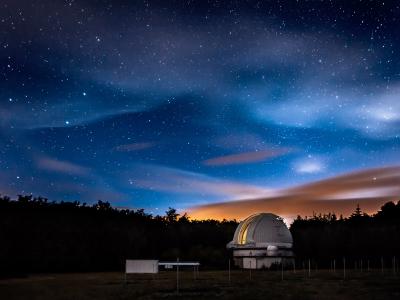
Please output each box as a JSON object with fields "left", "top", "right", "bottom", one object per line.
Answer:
{"left": 1, "top": 269, "right": 400, "bottom": 300}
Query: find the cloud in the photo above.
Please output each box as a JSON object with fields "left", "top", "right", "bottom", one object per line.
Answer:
{"left": 294, "top": 157, "right": 325, "bottom": 174}
{"left": 295, "top": 162, "right": 323, "bottom": 173}
{"left": 254, "top": 84, "right": 400, "bottom": 139}
{"left": 126, "top": 164, "right": 276, "bottom": 201}
{"left": 2, "top": 4, "right": 398, "bottom": 147}
{"left": 114, "top": 142, "right": 155, "bottom": 152}
{"left": 189, "top": 165, "right": 400, "bottom": 221}
{"left": 36, "top": 157, "right": 90, "bottom": 177}
{"left": 1, "top": 0, "right": 398, "bottom": 144}
{"left": 203, "top": 148, "right": 290, "bottom": 166}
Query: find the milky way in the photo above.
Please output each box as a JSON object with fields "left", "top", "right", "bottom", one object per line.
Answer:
{"left": 1, "top": 1, "right": 399, "bottom": 216}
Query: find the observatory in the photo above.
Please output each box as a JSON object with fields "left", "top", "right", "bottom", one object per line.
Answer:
{"left": 227, "top": 213, "right": 294, "bottom": 269}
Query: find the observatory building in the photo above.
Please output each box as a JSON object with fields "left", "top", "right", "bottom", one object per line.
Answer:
{"left": 227, "top": 213, "right": 294, "bottom": 269}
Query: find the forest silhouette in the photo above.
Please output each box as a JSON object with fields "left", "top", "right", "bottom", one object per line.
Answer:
{"left": 1, "top": 195, "right": 399, "bottom": 276}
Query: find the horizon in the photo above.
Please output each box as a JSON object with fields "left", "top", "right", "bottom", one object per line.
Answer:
{"left": 2, "top": 192, "right": 398, "bottom": 226}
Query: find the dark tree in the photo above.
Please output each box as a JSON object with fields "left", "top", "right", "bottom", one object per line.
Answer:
{"left": 0, "top": 195, "right": 237, "bottom": 276}
{"left": 1, "top": 194, "right": 400, "bottom": 276}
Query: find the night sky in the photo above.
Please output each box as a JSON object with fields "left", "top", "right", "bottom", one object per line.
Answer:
{"left": 1, "top": 1, "right": 400, "bottom": 219}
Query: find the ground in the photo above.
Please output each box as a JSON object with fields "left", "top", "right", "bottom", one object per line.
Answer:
{"left": 1, "top": 270, "right": 400, "bottom": 300}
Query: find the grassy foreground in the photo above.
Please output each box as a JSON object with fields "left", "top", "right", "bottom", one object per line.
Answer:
{"left": 1, "top": 270, "right": 400, "bottom": 300}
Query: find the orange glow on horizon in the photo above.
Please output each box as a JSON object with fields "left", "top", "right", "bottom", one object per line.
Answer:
{"left": 188, "top": 166, "right": 400, "bottom": 223}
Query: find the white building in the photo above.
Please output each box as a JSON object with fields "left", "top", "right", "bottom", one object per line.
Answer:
{"left": 227, "top": 213, "right": 294, "bottom": 269}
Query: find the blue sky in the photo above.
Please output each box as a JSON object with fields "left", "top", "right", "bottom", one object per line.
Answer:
{"left": 1, "top": 1, "right": 399, "bottom": 216}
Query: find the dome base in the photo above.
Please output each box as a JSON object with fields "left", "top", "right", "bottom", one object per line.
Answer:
{"left": 234, "top": 257, "right": 295, "bottom": 269}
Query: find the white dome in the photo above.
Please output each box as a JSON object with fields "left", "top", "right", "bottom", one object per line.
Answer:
{"left": 227, "top": 213, "right": 293, "bottom": 249}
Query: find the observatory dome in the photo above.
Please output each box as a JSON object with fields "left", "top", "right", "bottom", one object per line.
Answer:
{"left": 227, "top": 212, "right": 294, "bottom": 269}
{"left": 227, "top": 213, "right": 292, "bottom": 248}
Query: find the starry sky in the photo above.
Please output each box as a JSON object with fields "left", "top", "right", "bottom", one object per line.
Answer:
{"left": 1, "top": 0, "right": 400, "bottom": 219}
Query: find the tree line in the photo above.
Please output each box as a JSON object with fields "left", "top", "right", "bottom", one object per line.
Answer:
{"left": 0, "top": 195, "right": 236, "bottom": 276}
{"left": 1, "top": 194, "right": 399, "bottom": 275}
{"left": 291, "top": 201, "right": 400, "bottom": 267}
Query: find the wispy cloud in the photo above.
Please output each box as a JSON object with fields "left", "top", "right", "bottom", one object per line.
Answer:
{"left": 204, "top": 148, "right": 290, "bottom": 166}
{"left": 36, "top": 157, "right": 90, "bottom": 177}
{"left": 189, "top": 166, "right": 400, "bottom": 221}
{"left": 126, "top": 164, "right": 276, "bottom": 200}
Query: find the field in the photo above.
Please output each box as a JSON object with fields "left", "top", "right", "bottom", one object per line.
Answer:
{"left": 1, "top": 269, "right": 400, "bottom": 300}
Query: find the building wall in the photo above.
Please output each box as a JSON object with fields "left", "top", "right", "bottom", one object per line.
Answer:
{"left": 243, "top": 257, "right": 257, "bottom": 269}
{"left": 257, "top": 257, "right": 282, "bottom": 269}
{"left": 233, "top": 249, "right": 268, "bottom": 257}
{"left": 232, "top": 248, "right": 294, "bottom": 258}
{"left": 234, "top": 257, "right": 295, "bottom": 269}
{"left": 125, "top": 260, "right": 159, "bottom": 274}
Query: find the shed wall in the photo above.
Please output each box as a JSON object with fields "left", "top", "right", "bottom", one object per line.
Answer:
{"left": 125, "top": 260, "right": 159, "bottom": 274}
